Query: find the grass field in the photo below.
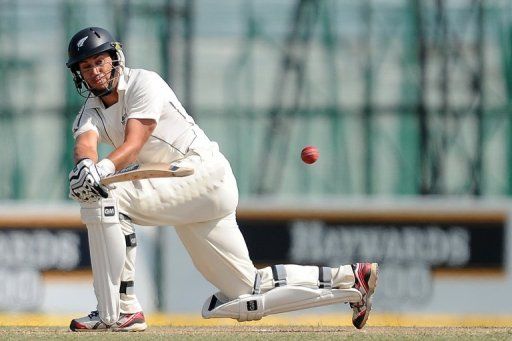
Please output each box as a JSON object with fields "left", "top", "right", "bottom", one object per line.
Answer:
{"left": 1, "top": 326, "right": 511, "bottom": 340}
{"left": 0, "top": 313, "right": 511, "bottom": 340}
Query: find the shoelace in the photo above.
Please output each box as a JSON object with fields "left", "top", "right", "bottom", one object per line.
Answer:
{"left": 88, "top": 311, "right": 99, "bottom": 319}
{"left": 350, "top": 300, "right": 365, "bottom": 309}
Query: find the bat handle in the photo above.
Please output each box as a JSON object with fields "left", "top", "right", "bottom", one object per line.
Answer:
{"left": 96, "top": 184, "right": 109, "bottom": 198}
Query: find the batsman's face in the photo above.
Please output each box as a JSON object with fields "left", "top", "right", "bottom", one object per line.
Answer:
{"left": 78, "top": 53, "right": 117, "bottom": 91}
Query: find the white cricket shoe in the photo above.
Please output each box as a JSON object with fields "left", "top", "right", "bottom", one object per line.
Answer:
{"left": 69, "top": 310, "right": 147, "bottom": 332}
{"left": 350, "top": 262, "right": 378, "bottom": 329}
{"left": 111, "top": 311, "right": 147, "bottom": 332}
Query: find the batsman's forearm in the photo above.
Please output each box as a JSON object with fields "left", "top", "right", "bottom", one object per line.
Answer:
{"left": 74, "top": 145, "right": 98, "bottom": 164}
{"left": 107, "top": 143, "right": 141, "bottom": 170}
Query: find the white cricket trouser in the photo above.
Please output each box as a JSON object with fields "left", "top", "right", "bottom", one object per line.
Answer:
{"left": 84, "top": 142, "right": 355, "bottom": 320}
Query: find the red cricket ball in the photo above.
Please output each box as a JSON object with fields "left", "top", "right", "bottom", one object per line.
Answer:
{"left": 301, "top": 145, "right": 319, "bottom": 164}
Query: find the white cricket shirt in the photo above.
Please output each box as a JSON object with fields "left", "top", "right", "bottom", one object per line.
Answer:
{"left": 72, "top": 67, "right": 211, "bottom": 164}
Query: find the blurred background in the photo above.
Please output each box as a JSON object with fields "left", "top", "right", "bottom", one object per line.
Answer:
{"left": 0, "top": 0, "right": 512, "bottom": 326}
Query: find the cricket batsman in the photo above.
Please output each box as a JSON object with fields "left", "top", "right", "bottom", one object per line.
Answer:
{"left": 66, "top": 27, "right": 378, "bottom": 332}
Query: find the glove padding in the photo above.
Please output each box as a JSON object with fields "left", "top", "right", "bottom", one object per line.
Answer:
{"left": 69, "top": 158, "right": 109, "bottom": 203}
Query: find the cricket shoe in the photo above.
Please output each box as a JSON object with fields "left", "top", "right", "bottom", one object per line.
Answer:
{"left": 111, "top": 311, "right": 147, "bottom": 332}
{"left": 69, "top": 310, "right": 147, "bottom": 332}
{"left": 350, "top": 262, "right": 378, "bottom": 329}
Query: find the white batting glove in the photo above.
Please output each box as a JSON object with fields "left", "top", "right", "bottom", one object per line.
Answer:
{"left": 96, "top": 158, "right": 116, "bottom": 178}
{"left": 69, "top": 158, "right": 110, "bottom": 203}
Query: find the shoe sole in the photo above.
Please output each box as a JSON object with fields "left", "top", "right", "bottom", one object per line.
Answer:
{"left": 70, "top": 321, "right": 147, "bottom": 332}
{"left": 112, "top": 322, "right": 148, "bottom": 332}
{"left": 357, "top": 263, "right": 378, "bottom": 329}
{"left": 70, "top": 326, "right": 109, "bottom": 332}
{"left": 69, "top": 320, "right": 108, "bottom": 332}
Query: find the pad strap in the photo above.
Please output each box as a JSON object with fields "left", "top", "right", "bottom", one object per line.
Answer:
{"left": 318, "top": 266, "right": 332, "bottom": 289}
{"left": 119, "top": 213, "right": 131, "bottom": 221}
{"left": 120, "top": 280, "right": 134, "bottom": 295}
{"left": 207, "top": 295, "right": 220, "bottom": 311}
{"left": 271, "top": 264, "right": 287, "bottom": 287}
{"left": 125, "top": 233, "right": 137, "bottom": 247}
{"left": 120, "top": 213, "right": 137, "bottom": 247}
{"left": 253, "top": 272, "right": 262, "bottom": 295}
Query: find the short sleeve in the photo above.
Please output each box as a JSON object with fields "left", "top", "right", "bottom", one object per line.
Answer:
{"left": 124, "top": 71, "right": 167, "bottom": 123}
{"left": 72, "top": 109, "right": 100, "bottom": 139}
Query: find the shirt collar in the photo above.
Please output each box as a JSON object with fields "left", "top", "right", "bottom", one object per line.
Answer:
{"left": 117, "top": 67, "right": 129, "bottom": 91}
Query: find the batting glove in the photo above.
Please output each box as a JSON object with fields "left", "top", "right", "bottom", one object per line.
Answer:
{"left": 96, "top": 158, "right": 116, "bottom": 178}
{"left": 69, "top": 158, "right": 110, "bottom": 203}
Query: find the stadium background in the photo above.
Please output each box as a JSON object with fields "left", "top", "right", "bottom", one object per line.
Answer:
{"left": 1, "top": 0, "right": 512, "bottom": 327}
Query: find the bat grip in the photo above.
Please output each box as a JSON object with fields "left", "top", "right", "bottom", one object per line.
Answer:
{"left": 96, "top": 184, "right": 109, "bottom": 198}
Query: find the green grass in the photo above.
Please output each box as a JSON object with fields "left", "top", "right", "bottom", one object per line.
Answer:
{"left": 0, "top": 326, "right": 511, "bottom": 340}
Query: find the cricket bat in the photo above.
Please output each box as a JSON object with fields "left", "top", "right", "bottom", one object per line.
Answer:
{"left": 100, "top": 162, "right": 194, "bottom": 185}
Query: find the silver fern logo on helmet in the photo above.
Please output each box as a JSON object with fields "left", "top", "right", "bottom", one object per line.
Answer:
{"left": 76, "top": 36, "right": 88, "bottom": 49}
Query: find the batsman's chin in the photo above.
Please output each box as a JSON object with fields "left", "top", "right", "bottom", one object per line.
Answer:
{"left": 90, "top": 83, "right": 108, "bottom": 91}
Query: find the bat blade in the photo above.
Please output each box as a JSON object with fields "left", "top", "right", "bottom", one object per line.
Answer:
{"left": 100, "top": 162, "right": 194, "bottom": 185}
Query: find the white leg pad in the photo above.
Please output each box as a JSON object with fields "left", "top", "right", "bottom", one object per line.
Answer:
{"left": 81, "top": 198, "right": 126, "bottom": 325}
{"left": 202, "top": 286, "right": 362, "bottom": 322}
